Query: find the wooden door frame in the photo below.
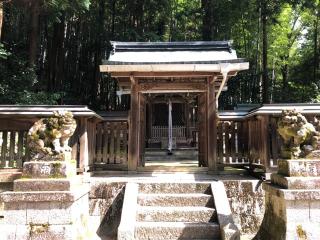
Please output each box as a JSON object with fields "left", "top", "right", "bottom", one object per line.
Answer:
{"left": 128, "top": 78, "right": 217, "bottom": 172}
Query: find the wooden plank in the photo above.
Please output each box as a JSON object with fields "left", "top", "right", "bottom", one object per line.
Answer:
{"left": 79, "top": 118, "right": 89, "bottom": 173}
{"left": 96, "top": 123, "right": 102, "bottom": 163}
{"left": 237, "top": 122, "right": 244, "bottom": 163}
{"left": 217, "top": 122, "right": 223, "bottom": 164}
{"left": 0, "top": 119, "right": 34, "bottom": 131}
{"left": 128, "top": 79, "right": 140, "bottom": 171}
{"left": 1, "top": 131, "right": 8, "bottom": 167}
{"left": 198, "top": 93, "right": 207, "bottom": 167}
{"left": 109, "top": 71, "right": 217, "bottom": 78}
{"left": 248, "top": 119, "right": 254, "bottom": 165}
{"left": 116, "top": 123, "right": 121, "bottom": 164}
{"left": 242, "top": 120, "right": 249, "bottom": 162}
{"left": 230, "top": 122, "right": 236, "bottom": 163}
{"left": 110, "top": 123, "right": 115, "bottom": 164}
{"left": 139, "top": 82, "right": 207, "bottom": 92}
{"left": 103, "top": 122, "right": 109, "bottom": 164}
{"left": 139, "top": 93, "right": 146, "bottom": 167}
{"left": 9, "top": 131, "right": 16, "bottom": 167}
{"left": 207, "top": 76, "right": 217, "bottom": 171}
{"left": 259, "top": 115, "right": 270, "bottom": 170}
{"left": 123, "top": 122, "right": 128, "bottom": 164}
{"left": 224, "top": 122, "right": 230, "bottom": 164}
{"left": 16, "top": 131, "right": 24, "bottom": 168}
{"left": 270, "top": 117, "right": 279, "bottom": 165}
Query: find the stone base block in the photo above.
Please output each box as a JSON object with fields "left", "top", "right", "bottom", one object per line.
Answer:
{"left": 278, "top": 159, "right": 320, "bottom": 177}
{"left": 257, "top": 183, "right": 320, "bottom": 240}
{"left": 0, "top": 185, "right": 89, "bottom": 203}
{"left": 23, "top": 160, "right": 76, "bottom": 179}
{"left": 0, "top": 186, "right": 89, "bottom": 240}
{"left": 14, "top": 177, "right": 82, "bottom": 192}
{"left": 271, "top": 173, "right": 320, "bottom": 189}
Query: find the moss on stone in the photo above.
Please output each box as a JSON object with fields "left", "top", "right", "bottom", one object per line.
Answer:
{"left": 296, "top": 225, "right": 307, "bottom": 240}
{"left": 29, "top": 223, "right": 50, "bottom": 235}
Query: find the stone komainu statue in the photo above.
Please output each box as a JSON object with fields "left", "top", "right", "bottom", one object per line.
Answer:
{"left": 277, "top": 109, "right": 320, "bottom": 159}
{"left": 27, "top": 111, "right": 77, "bottom": 160}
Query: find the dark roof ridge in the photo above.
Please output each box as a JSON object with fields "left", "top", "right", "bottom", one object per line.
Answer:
{"left": 111, "top": 41, "right": 233, "bottom": 53}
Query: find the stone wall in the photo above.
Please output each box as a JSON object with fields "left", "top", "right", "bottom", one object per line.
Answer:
{"left": 88, "top": 181, "right": 126, "bottom": 239}
{"left": 0, "top": 190, "right": 90, "bottom": 239}
{"left": 222, "top": 180, "right": 265, "bottom": 237}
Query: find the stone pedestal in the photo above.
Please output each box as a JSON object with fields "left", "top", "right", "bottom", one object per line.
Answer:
{"left": 0, "top": 154, "right": 90, "bottom": 240}
{"left": 257, "top": 159, "right": 320, "bottom": 240}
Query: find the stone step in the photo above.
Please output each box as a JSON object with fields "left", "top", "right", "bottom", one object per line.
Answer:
{"left": 139, "top": 182, "right": 211, "bottom": 194}
{"left": 144, "top": 156, "right": 198, "bottom": 161}
{"left": 137, "top": 166, "right": 208, "bottom": 173}
{"left": 135, "top": 221, "right": 220, "bottom": 240}
{"left": 138, "top": 193, "right": 213, "bottom": 207}
{"left": 137, "top": 206, "right": 217, "bottom": 222}
{"left": 144, "top": 149, "right": 198, "bottom": 156}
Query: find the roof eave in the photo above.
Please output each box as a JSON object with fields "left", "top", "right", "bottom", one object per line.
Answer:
{"left": 100, "top": 62, "right": 249, "bottom": 74}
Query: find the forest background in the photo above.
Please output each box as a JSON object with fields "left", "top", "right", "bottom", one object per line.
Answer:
{"left": 0, "top": 0, "right": 319, "bottom": 110}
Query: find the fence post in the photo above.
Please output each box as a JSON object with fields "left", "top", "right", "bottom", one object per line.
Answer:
{"left": 79, "top": 117, "right": 89, "bottom": 174}
{"left": 258, "top": 115, "right": 270, "bottom": 171}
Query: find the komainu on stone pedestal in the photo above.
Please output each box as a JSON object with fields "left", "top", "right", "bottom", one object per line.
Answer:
{"left": 277, "top": 109, "right": 320, "bottom": 159}
{"left": 27, "top": 111, "right": 77, "bottom": 160}
{"left": 0, "top": 111, "right": 90, "bottom": 240}
{"left": 256, "top": 109, "right": 320, "bottom": 240}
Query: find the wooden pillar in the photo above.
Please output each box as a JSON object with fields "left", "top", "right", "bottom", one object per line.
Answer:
{"left": 198, "top": 93, "right": 208, "bottom": 167}
{"left": 79, "top": 117, "right": 89, "bottom": 173}
{"left": 185, "top": 100, "right": 190, "bottom": 139}
{"left": 148, "top": 101, "right": 153, "bottom": 140}
{"left": 139, "top": 93, "right": 146, "bottom": 167}
{"left": 207, "top": 76, "right": 217, "bottom": 172}
{"left": 128, "top": 78, "right": 139, "bottom": 171}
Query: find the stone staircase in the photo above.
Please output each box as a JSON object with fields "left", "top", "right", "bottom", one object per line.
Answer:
{"left": 118, "top": 182, "right": 239, "bottom": 240}
{"left": 136, "top": 182, "right": 219, "bottom": 240}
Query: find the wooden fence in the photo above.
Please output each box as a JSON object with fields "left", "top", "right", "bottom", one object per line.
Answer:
{"left": 94, "top": 121, "right": 128, "bottom": 169}
{"left": 0, "top": 130, "right": 28, "bottom": 168}
{"left": 2, "top": 106, "right": 320, "bottom": 173}
{"left": 0, "top": 106, "right": 100, "bottom": 173}
{"left": 217, "top": 120, "right": 249, "bottom": 167}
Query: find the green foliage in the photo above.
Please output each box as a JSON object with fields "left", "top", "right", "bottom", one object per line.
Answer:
{"left": 0, "top": 43, "right": 10, "bottom": 60}
{"left": 0, "top": 53, "right": 63, "bottom": 104}
{"left": 0, "top": 0, "right": 319, "bottom": 108}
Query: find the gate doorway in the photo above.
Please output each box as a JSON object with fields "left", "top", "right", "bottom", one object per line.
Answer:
{"left": 143, "top": 93, "right": 200, "bottom": 168}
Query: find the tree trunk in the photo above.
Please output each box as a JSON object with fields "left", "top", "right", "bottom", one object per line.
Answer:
{"left": 48, "top": 16, "right": 65, "bottom": 91}
{"left": 92, "top": 0, "right": 106, "bottom": 108}
{"left": 281, "top": 64, "right": 288, "bottom": 101}
{"left": 0, "top": 2, "right": 3, "bottom": 41}
{"left": 261, "top": 0, "right": 269, "bottom": 103}
{"left": 314, "top": 14, "right": 319, "bottom": 84}
{"left": 111, "top": 0, "right": 116, "bottom": 39}
{"left": 201, "top": 0, "right": 213, "bottom": 40}
{"left": 29, "top": 0, "right": 40, "bottom": 66}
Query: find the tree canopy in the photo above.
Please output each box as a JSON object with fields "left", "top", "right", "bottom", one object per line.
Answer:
{"left": 0, "top": 0, "right": 319, "bottom": 109}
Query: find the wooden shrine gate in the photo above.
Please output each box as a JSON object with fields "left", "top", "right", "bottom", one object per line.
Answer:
{"left": 100, "top": 41, "right": 249, "bottom": 172}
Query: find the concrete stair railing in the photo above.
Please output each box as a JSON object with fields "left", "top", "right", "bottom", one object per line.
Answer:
{"left": 118, "top": 181, "right": 239, "bottom": 240}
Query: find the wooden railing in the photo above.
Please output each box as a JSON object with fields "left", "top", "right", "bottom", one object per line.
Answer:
{"left": 0, "top": 130, "right": 28, "bottom": 168}
{"left": 94, "top": 121, "right": 128, "bottom": 169}
{"left": 150, "top": 126, "right": 186, "bottom": 141}
{"left": 217, "top": 115, "right": 278, "bottom": 170}
{"left": 0, "top": 106, "right": 100, "bottom": 174}
{"left": 1, "top": 105, "right": 320, "bottom": 173}
{"left": 217, "top": 121, "right": 249, "bottom": 167}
